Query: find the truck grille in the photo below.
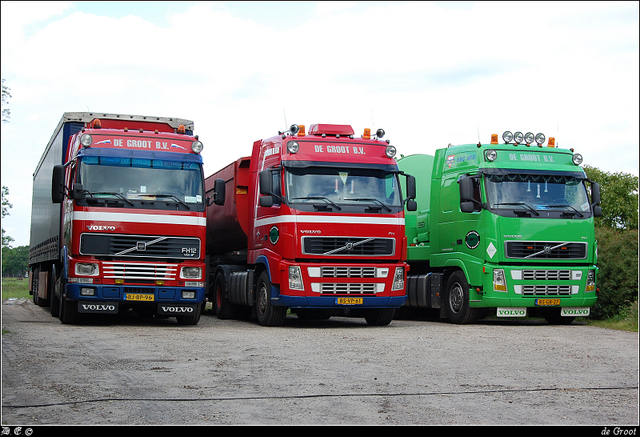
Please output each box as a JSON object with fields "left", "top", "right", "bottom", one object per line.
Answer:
{"left": 522, "top": 285, "right": 572, "bottom": 296}
{"left": 302, "top": 237, "right": 395, "bottom": 256}
{"left": 318, "top": 283, "right": 378, "bottom": 295}
{"left": 505, "top": 241, "right": 586, "bottom": 259}
{"left": 103, "top": 262, "right": 178, "bottom": 281}
{"left": 320, "top": 266, "right": 377, "bottom": 278}
{"left": 80, "top": 234, "right": 200, "bottom": 259}
{"left": 522, "top": 270, "right": 572, "bottom": 280}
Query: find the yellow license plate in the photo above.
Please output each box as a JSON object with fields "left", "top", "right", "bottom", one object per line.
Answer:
{"left": 125, "top": 293, "right": 154, "bottom": 302}
{"left": 535, "top": 298, "right": 561, "bottom": 306}
{"left": 336, "top": 297, "right": 363, "bottom": 305}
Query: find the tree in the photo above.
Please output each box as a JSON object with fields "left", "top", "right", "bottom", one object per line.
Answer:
{"left": 2, "top": 245, "right": 29, "bottom": 277}
{"left": 583, "top": 166, "right": 639, "bottom": 319}
{"left": 2, "top": 185, "right": 14, "bottom": 248}
{"left": 583, "top": 165, "right": 638, "bottom": 230}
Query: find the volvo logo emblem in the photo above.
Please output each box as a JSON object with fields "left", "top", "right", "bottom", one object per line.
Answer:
{"left": 345, "top": 242, "right": 354, "bottom": 250}
{"left": 136, "top": 242, "right": 147, "bottom": 251}
{"left": 543, "top": 246, "right": 552, "bottom": 254}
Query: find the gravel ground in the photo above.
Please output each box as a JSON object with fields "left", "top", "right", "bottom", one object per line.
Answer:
{"left": 2, "top": 298, "right": 638, "bottom": 426}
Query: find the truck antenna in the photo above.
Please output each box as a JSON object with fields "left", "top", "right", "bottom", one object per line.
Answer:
{"left": 283, "top": 109, "right": 288, "bottom": 131}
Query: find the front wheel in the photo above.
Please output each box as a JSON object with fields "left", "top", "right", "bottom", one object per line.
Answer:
{"left": 364, "top": 308, "right": 395, "bottom": 326}
{"left": 255, "top": 271, "right": 286, "bottom": 326}
{"left": 176, "top": 303, "right": 203, "bottom": 325}
{"left": 444, "top": 270, "right": 479, "bottom": 324}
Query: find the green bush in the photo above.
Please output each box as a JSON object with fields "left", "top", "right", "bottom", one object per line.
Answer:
{"left": 592, "top": 227, "right": 638, "bottom": 319}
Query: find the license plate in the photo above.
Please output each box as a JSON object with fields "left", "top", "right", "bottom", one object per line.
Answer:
{"left": 125, "top": 293, "right": 154, "bottom": 302}
{"left": 336, "top": 297, "right": 363, "bottom": 305}
{"left": 535, "top": 298, "right": 561, "bottom": 306}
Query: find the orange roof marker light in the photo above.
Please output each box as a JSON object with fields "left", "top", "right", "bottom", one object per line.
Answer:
{"left": 91, "top": 118, "right": 102, "bottom": 129}
{"left": 363, "top": 128, "right": 371, "bottom": 139}
{"left": 547, "top": 137, "right": 556, "bottom": 148}
{"left": 177, "top": 124, "right": 186, "bottom": 134}
{"left": 491, "top": 134, "right": 499, "bottom": 144}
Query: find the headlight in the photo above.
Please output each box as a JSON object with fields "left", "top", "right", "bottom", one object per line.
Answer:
{"left": 391, "top": 267, "right": 405, "bottom": 291}
{"left": 524, "top": 132, "right": 535, "bottom": 144}
{"left": 80, "top": 134, "right": 93, "bottom": 147}
{"left": 385, "top": 145, "right": 396, "bottom": 158}
{"left": 289, "top": 266, "right": 304, "bottom": 290}
{"left": 287, "top": 141, "right": 299, "bottom": 154}
{"left": 493, "top": 269, "right": 507, "bottom": 292}
{"left": 191, "top": 140, "right": 203, "bottom": 153}
{"left": 535, "top": 133, "right": 546, "bottom": 145}
{"left": 485, "top": 149, "right": 497, "bottom": 162}
{"left": 502, "top": 131, "right": 514, "bottom": 143}
{"left": 572, "top": 153, "right": 583, "bottom": 165}
{"left": 182, "top": 290, "right": 196, "bottom": 299}
{"left": 80, "top": 287, "right": 96, "bottom": 296}
{"left": 513, "top": 131, "right": 524, "bottom": 144}
{"left": 181, "top": 266, "right": 202, "bottom": 279}
{"left": 75, "top": 263, "right": 98, "bottom": 276}
{"left": 586, "top": 270, "right": 596, "bottom": 292}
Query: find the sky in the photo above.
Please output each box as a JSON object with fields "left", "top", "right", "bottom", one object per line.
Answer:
{"left": 1, "top": 1, "right": 638, "bottom": 248}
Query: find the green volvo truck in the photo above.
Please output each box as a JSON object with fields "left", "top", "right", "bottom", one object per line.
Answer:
{"left": 399, "top": 131, "right": 601, "bottom": 324}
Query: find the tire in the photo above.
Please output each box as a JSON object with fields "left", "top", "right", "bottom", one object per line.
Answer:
{"left": 59, "top": 292, "right": 80, "bottom": 324}
{"left": 364, "top": 308, "right": 395, "bottom": 326}
{"left": 50, "top": 265, "right": 60, "bottom": 318}
{"left": 213, "top": 271, "right": 236, "bottom": 319}
{"left": 544, "top": 309, "right": 575, "bottom": 325}
{"left": 255, "top": 270, "right": 286, "bottom": 326}
{"left": 176, "top": 303, "right": 203, "bottom": 325}
{"left": 444, "top": 270, "right": 479, "bottom": 324}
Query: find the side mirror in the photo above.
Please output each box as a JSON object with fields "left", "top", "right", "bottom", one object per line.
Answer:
{"left": 406, "top": 175, "right": 416, "bottom": 200}
{"left": 52, "top": 165, "right": 65, "bottom": 203}
{"left": 459, "top": 177, "right": 474, "bottom": 202}
{"left": 591, "top": 182, "right": 601, "bottom": 206}
{"left": 259, "top": 196, "right": 274, "bottom": 207}
{"left": 259, "top": 169, "right": 277, "bottom": 207}
{"left": 406, "top": 200, "right": 417, "bottom": 212}
{"left": 259, "top": 169, "right": 272, "bottom": 195}
{"left": 460, "top": 201, "right": 475, "bottom": 213}
{"left": 593, "top": 205, "right": 602, "bottom": 217}
{"left": 213, "top": 178, "right": 225, "bottom": 206}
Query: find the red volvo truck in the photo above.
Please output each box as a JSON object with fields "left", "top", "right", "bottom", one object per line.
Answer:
{"left": 205, "top": 123, "right": 416, "bottom": 326}
{"left": 29, "top": 112, "right": 222, "bottom": 325}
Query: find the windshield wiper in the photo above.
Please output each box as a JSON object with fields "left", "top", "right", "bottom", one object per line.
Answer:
{"left": 344, "top": 197, "right": 392, "bottom": 212}
{"left": 154, "top": 194, "right": 190, "bottom": 209}
{"left": 291, "top": 196, "right": 342, "bottom": 210}
{"left": 547, "top": 204, "right": 584, "bottom": 217}
{"left": 83, "top": 191, "right": 134, "bottom": 206}
{"left": 493, "top": 202, "right": 540, "bottom": 216}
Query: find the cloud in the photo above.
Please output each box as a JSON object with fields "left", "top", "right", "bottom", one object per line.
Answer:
{"left": 1, "top": 1, "right": 637, "bottom": 247}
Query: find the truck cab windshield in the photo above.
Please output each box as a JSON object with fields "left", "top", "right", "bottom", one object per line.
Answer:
{"left": 77, "top": 156, "right": 204, "bottom": 210}
{"left": 285, "top": 166, "right": 402, "bottom": 213}
{"left": 484, "top": 172, "right": 591, "bottom": 218}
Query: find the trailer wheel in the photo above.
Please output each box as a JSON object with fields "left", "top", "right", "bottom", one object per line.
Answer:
{"left": 364, "top": 308, "right": 395, "bottom": 326}
{"left": 444, "top": 270, "right": 479, "bottom": 324}
{"left": 213, "top": 271, "right": 236, "bottom": 319}
{"left": 50, "top": 265, "right": 60, "bottom": 318}
{"left": 256, "top": 271, "right": 286, "bottom": 326}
